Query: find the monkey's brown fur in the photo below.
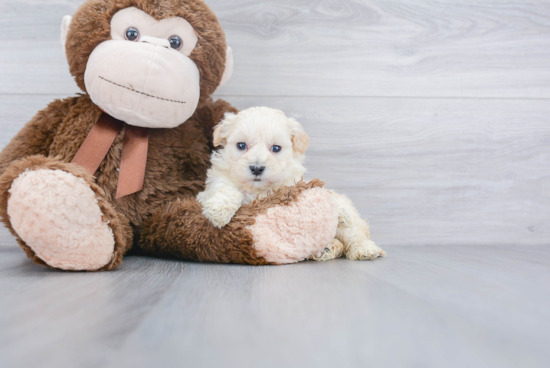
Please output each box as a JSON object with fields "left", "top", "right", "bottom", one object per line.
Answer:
{"left": 66, "top": 0, "right": 227, "bottom": 103}
{"left": 0, "top": 0, "right": 331, "bottom": 270}
{"left": 140, "top": 179, "right": 326, "bottom": 264}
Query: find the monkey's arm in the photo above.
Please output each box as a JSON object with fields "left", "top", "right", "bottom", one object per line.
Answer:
{"left": 139, "top": 179, "right": 339, "bottom": 265}
{"left": 0, "top": 97, "right": 78, "bottom": 176}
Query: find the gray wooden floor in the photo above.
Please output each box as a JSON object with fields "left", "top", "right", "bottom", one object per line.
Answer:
{"left": 1, "top": 245, "right": 549, "bottom": 368}
{"left": 1, "top": 0, "right": 550, "bottom": 367}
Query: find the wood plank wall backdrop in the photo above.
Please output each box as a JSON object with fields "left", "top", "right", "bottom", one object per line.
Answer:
{"left": 0, "top": 0, "right": 549, "bottom": 247}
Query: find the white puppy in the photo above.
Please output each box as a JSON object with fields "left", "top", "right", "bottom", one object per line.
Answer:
{"left": 197, "top": 107, "right": 385, "bottom": 261}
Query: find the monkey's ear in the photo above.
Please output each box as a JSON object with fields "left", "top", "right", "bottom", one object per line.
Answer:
{"left": 213, "top": 112, "right": 238, "bottom": 147}
{"left": 288, "top": 118, "right": 310, "bottom": 155}
{"left": 218, "top": 47, "right": 234, "bottom": 87}
{"left": 60, "top": 15, "right": 72, "bottom": 50}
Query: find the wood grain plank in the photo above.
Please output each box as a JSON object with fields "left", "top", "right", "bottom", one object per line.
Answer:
{"left": 108, "top": 246, "right": 550, "bottom": 368}
{"left": 214, "top": 0, "right": 550, "bottom": 98}
{"left": 225, "top": 95, "right": 550, "bottom": 246}
{"left": 2, "top": 245, "right": 549, "bottom": 368}
{"left": 1, "top": 94, "right": 549, "bottom": 247}
{"left": 0, "top": 246, "right": 188, "bottom": 368}
{"left": 0, "top": 0, "right": 80, "bottom": 95}
{"left": 1, "top": 0, "right": 550, "bottom": 97}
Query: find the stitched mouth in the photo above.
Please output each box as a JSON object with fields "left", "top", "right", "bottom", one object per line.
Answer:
{"left": 98, "top": 76, "right": 186, "bottom": 105}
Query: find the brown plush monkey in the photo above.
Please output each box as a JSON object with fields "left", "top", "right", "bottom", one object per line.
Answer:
{"left": 0, "top": 0, "right": 338, "bottom": 271}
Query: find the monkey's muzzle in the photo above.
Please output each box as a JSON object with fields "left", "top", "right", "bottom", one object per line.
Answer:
{"left": 84, "top": 40, "right": 200, "bottom": 129}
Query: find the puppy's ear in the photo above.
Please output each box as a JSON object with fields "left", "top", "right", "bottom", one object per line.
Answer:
{"left": 288, "top": 117, "right": 309, "bottom": 155}
{"left": 212, "top": 124, "right": 224, "bottom": 147}
{"left": 213, "top": 112, "right": 239, "bottom": 147}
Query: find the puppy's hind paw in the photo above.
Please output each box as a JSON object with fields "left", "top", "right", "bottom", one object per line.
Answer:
{"left": 338, "top": 208, "right": 353, "bottom": 228}
{"left": 346, "top": 240, "right": 385, "bottom": 261}
{"left": 309, "top": 239, "right": 344, "bottom": 261}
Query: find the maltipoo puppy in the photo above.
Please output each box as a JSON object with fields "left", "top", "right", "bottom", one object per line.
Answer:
{"left": 197, "top": 107, "right": 385, "bottom": 261}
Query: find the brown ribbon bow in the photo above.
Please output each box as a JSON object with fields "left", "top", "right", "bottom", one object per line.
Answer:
{"left": 72, "top": 113, "right": 149, "bottom": 199}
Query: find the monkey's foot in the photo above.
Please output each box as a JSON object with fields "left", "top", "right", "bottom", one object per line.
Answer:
{"left": 309, "top": 239, "right": 345, "bottom": 261}
{"left": 7, "top": 169, "right": 115, "bottom": 271}
{"left": 250, "top": 186, "right": 339, "bottom": 264}
{"left": 346, "top": 240, "right": 386, "bottom": 260}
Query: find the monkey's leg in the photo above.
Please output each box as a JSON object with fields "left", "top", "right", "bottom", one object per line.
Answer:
{"left": 0, "top": 155, "right": 133, "bottom": 271}
{"left": 139, "top": 179, "right": 339, "bottom": 265}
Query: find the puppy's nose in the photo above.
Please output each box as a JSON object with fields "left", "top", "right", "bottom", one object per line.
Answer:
{"left": 250, "top": 165, "right": 265, "bottom": 176}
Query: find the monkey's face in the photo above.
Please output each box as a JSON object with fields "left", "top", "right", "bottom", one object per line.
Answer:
{"left": 84, "top": 7, "right": 199, "bottom": 128}
{"left": 62, "top": 2, "right": 233, "bottom": 129}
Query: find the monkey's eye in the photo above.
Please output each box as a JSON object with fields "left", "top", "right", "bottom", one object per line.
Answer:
{"left": 125, "top": 27, "right": 140, "bottom": 41}
{"left": 237, "top": 142, "right": 247, "bottom": 151}
{"left": 271, "top": 145, "right": 282, "bottom": 153}
{"left": 168, "top": 35, "right": 183, "bottom": 50}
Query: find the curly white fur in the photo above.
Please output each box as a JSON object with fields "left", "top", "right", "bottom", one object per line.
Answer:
{"left": 197, "top": 106, "right": 385, "bottom": 261}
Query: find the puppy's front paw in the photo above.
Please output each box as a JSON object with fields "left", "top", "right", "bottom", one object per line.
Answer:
{"left": 309, "top": 239, "right": 344, "bottom": 261}
{"left": 197, "top": 187, "right": 243, "bottom": 229}
{"left": 346, "top": 240, "right": 386, "bottom": 260}
{"left": 202, "top": 205, "right": 238, "bottom": 228}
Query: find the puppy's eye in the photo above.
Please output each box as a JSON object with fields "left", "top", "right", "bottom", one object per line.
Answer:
{"left": 125, "top": 27, "right": 140, "bottom": 41}
{"left": 271, "top": 145, "right": 282, "bottom": 153}
{"left": 168, "top": 35, "right": 183, "bottom": 50}
{"left": 237, "top": 142, "right": 247, "bottom": 151}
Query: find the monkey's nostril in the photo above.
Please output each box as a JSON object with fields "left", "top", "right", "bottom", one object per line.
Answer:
{"left": 249, "top": 165, "right": 266, "bottom": 176}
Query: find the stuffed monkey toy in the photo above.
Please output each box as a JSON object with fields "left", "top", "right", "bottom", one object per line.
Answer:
{"left": 0, "top": 0, "right": 338, "bottom": 271}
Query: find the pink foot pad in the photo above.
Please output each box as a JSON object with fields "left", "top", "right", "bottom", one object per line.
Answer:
{"left": 249, "top": 187, "right": 339, "bottom": 264}
{"left": 7, "top": 169, "right": 115, "bottom": 271}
